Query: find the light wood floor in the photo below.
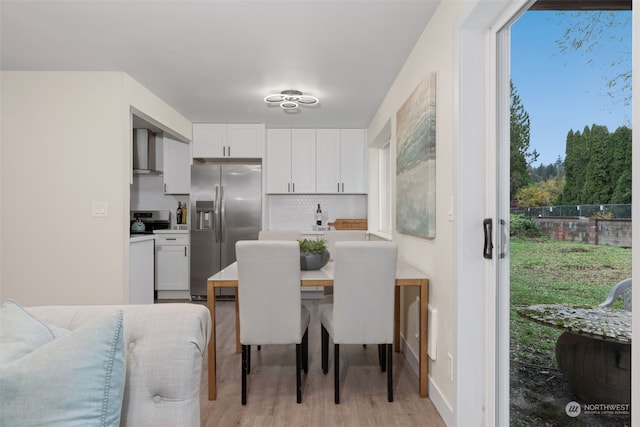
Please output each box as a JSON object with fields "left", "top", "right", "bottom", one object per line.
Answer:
{"left": 199, "top": 300, "right": 446, "bottom": 427}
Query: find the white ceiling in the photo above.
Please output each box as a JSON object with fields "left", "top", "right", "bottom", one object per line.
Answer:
{"left": 1, "top": 1, "right": 439, "bottom": 129}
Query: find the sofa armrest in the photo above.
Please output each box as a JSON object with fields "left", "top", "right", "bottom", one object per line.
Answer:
{"left": 27, "top": 303, "right": 211, "bottom": 427}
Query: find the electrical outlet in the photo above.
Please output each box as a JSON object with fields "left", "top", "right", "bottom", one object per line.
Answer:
{"left": 447, "top": 353, "right": 453, "bottom": 381}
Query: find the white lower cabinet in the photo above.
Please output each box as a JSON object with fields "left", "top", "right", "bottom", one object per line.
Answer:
{"left": 129, "top": 237, "right": 155, "bottom": 304}
{"left": 155, "top": 232, "right": 190, "bottom": 299}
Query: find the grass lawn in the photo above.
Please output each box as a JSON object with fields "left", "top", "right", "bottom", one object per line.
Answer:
{"left": 510, "top": 238, "right": 632, "bottom": 368}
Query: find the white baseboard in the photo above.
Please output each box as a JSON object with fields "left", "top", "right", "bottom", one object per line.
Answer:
{"left": 401, "top": 335, "right": 454, "bottom": 427}
{"left": 428, "top": 377, "right": 454, "bottom": 427}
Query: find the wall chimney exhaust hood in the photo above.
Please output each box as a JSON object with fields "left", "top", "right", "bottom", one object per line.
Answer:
{"left": 133, "top": 129, "right": 162, "bottom": 175}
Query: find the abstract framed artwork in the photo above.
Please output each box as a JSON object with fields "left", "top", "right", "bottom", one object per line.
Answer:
{"left": 396, "top": 71, "right": 436, "bottom": 239}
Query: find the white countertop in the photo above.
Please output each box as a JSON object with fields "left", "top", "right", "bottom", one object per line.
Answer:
{"left": 130, "top": 235, "right": 156, "bottom": 243}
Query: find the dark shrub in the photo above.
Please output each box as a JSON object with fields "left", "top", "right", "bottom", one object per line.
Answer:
{"left": 510, "top": 214, "right": 545, "bottom": 239}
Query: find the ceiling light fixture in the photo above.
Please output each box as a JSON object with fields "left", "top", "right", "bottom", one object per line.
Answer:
{"left": 264, "top": 90, "right": 319, "bottom": 111}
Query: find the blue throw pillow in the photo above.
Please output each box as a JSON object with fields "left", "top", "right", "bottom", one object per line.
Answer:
{"left": 0, "top": 300, "right": 69, "bottom": 364}
{"left": 0, "top": 304, "right": 126, "bottom": 427}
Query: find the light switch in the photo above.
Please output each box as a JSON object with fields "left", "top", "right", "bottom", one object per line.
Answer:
{"left": 92, "top": 201, "right": 108, "bottom": 217}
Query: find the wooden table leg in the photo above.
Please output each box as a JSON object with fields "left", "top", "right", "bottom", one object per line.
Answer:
{"left": 207, "top": 282, "right": 216, "bottom": 400}
{"left": 419, "top": 279, "right": 429, "bottom": 397}
{"left": 394, "top": 286, "right": 401, "bottom": 352}
{"left": 235, "top": 288, "right": 241, "bottom": 353}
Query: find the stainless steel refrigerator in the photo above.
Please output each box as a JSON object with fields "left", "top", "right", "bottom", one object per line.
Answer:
{"left": 190, "top": 161, "right": 262, "bottom": 299}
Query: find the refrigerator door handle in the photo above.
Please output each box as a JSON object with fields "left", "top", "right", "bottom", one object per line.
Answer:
{"left": 220, "top": 185, "right": 226, "bottom": 242}
{"left": 214, "top": 185, "right": 220, "bottom": 243}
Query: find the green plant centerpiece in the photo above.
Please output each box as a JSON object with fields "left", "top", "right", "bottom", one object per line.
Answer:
{"left": 298, "top": 238, "right": 330, "bottom": 270}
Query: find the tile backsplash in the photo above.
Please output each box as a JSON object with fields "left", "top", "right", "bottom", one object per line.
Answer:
{"left": 131, "top": 175, "right": 367, "bottom": 231}
{"left": 267, "top": 194, "right": 367, "bottom": 232}
{"left": 130, "top": 175, "right": 189, "bottom": 227}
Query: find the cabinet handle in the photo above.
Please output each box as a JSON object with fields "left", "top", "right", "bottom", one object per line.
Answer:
{"left": 223, "top": 146, "right": 226, "bottom": 156}
{"left": 227, "top": 146, "right": 231, "bottom": 156}
{"left": 164, "top": 183, "right": 167, "bottom": 192}
{"left": 288, "top": 183, "right": 290, "bottom": 193}
{"left": 292, "top": 182, "right": 295, "bottom": 192}
{"left": 166, "top": 238, "right": 177, "bottom": 240}
{"left": 220, "top": 185, "right": 226, "bottom": 243}
{"left": 337, "top": 182, "right": 340, "bottom": 192}
{"left": 185, "top": 247, "right": 187, "bottom": 257}
{"left": 342, "top": 182, "right": 344, "bottom": 192}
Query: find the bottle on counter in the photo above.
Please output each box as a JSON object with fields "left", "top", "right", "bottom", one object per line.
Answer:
{"left": 176, "top": 202, "right": 182, "bottom": 225}
{"left": 315, "top": 204, "right": 322, "bottom": 226}
{"left": 181, "top": 202, "right": 187, "bottom": 224}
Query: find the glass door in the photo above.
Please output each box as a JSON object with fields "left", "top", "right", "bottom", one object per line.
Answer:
{"left": 454, "top": 3, "right": 634, "bottom": 425}
{"left": 495, "top": 22, "right": 512, "bottom": 427}
{"left": 501, "top": 6, "right": 633, "bottom": 426}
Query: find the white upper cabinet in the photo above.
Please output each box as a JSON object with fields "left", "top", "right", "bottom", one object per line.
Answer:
{"left": 339, "top": 129, "right": 367, "bottom": 193}
{"left": 266, "top": 129, "right": 291, "bottom": 193}
{"left": 163, "top": 136, "right": 191, "bottom": 194}
{"left": 315, "top": 129, "right": 341, "bottom": 193}
{"left": 227, "top": 124, "right": 265, "bottom": 158}
{"left": 192, "top": 123, "right": 225, "bottom": 158}
{"left": 291, "top": 129, "right": 316, "bottom": 193}
{"left": 192, "top": 123, "right": 264, "bottom": 158}
{"left": 316, "top": 129, "right": 366, "bottom": 193}
{"left": 266, "top": 129, "right": 316, "bottom": 193}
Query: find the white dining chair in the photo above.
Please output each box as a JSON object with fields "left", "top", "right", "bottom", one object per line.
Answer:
{"left": 255, "top": 230, "right": 302, "bottom": 352}
{"left": 319, "top": 241, "right": 397, "bottom": 403}
{"left": 236, "top": 240, "right": 310, "bottom": 405}
{"left": 321, "top": 230, "right": 367, "bottom": 303}
{"left": 258, "top": 230, "right": 302, "bottom": 241}
{"left": 323, "top": 230, "right": 367, "bottom": 259}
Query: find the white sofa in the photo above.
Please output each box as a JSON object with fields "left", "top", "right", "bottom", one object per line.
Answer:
{"left": 26, "top": 303, "right": 211, "bottom": 427}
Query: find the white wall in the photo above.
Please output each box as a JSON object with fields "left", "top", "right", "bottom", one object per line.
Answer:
{"left": 1, "top": 71, "right": 191, "bottom": 305}
{"left": 367, "top": 2, "right": 466, "bottom": 421}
